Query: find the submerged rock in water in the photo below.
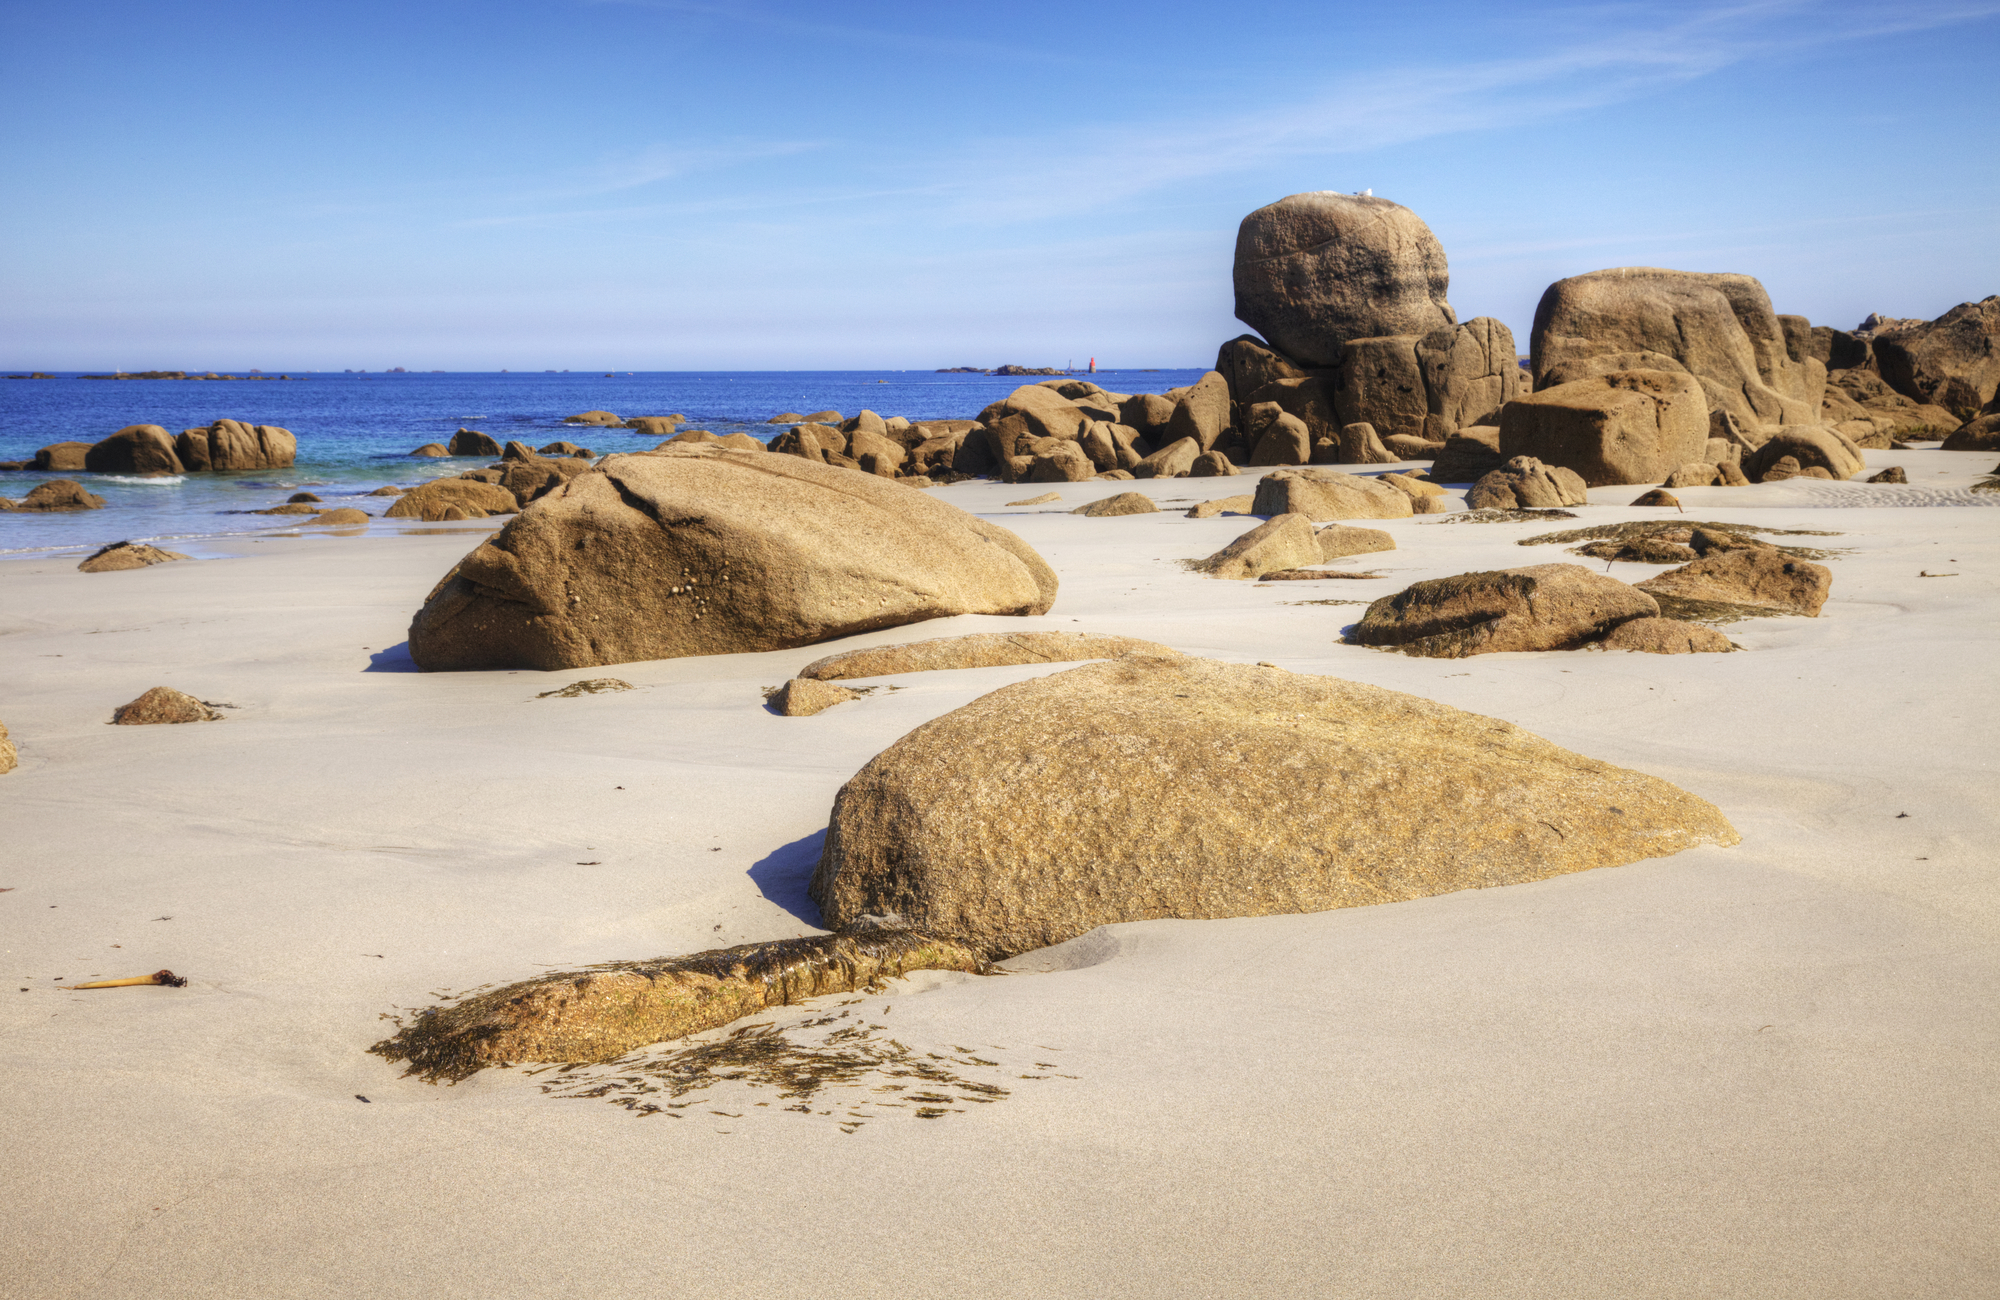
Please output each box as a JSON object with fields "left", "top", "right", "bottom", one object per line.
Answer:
{"left": 800, "top": 631, "right": 1180, "bottom": 681}
{"left": 810, "top": 657, "right": 1739, "bottom": 959}
{"left": 110, "top": 688, "right": 222, "bottom": 725}
{"left": 370, "top": 927, "right": 988, "bottom": 1082}
{"left": 408, "top": 447, "right": 1057, "bottom": 672}
{"left": 1, "top": 479, "right": 105, "bottom": 512}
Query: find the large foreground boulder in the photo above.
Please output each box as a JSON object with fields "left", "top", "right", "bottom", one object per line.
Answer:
{"left": 1349, "top": 564, "right": 1659, "bottom": 656}
{"left": 1498, "top": 369, "right": 1709, "bottom": 485}
{"left": 1531, "top": 268, "right": 1822, "bottom": 428}
{"left": 408, "top": 448, "right": 1058, "bottom": 671}
{"left": 811, "top": 657, "right": 1739, "bottom": 958}
{"left": 800, "top": 631, "right": 1180, "bottom": 681}
{"left": 1232, "top": 193, "right": 1456, "bottom": 368}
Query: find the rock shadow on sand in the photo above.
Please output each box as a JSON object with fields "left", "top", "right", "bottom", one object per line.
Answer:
{"left": 365, "top": 642, "right": 418, "bottom": 672}
{"left": 748, "top": 829, "right": 829, "bottom": 927}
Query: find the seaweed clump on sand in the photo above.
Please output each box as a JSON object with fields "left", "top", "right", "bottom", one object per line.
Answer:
{"left": 1421, "top": 507, "right": 1578, "bottom": 524}
{"left": 1518, "top": 519, "right": 1842, "bottom": 561}
{"left": 370, "top": 926, "right": 988, "bottom": 1084}
{"left": 534, "top": 1013, "right": 1040, "bottom": 1128}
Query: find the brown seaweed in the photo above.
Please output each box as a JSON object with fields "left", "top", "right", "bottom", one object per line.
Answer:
{"left": 370, "top": 927, "right": 988, "bottom": 1083}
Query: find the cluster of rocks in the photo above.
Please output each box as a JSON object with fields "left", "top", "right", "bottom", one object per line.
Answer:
{"left": 4, "top": 420, "right": 298, "bottom": 475}
{"left": 0, "top": 480, "right": 106, "bottom": 512}
{"left": 1217, "top": 191, "right": 1999, "bottom": 492}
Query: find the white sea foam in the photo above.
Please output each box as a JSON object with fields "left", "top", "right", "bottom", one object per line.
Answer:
{"left": 102, "top": 475, "right": 186, "bottom": 485}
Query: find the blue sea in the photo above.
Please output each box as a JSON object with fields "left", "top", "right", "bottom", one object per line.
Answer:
{"left": 0, "top": 369, "right": 1205, "bottom": 555}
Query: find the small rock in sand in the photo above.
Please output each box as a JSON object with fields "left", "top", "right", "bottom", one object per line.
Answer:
{"left": 1072, "top": 492, "right": 1158, "bottom": 517}
{"left": 1187, "top": 495, "right": 1254, "bottom": 518}
{"left": 77, "top": 541, "right": 191, "bottom": 573}
{"left": 111, "top": 688, "right": 223, "bottom": 725}
{"left": 307, "top": 508, "right": 370, "bottom": 527}
{"left": 1867, "top": 466, "right": 1908, "bottom": 484}
{"left": 1635, "top": 549, "right": 1832, "bottom": 617}
{"left": 770, "top": 678, "right": 863, "bottom": 716}
{"left": 1006, "top": 492, "right": 1061, "bottom": 506}
{"left": 800, "top": 631, "right": 1180, "bottom": 681}
{"left": 1630, "top": 488, "right": 1681, "bottom": 507}
{"left": 1599, "top": 617, "right": 1735, "bottom": 654}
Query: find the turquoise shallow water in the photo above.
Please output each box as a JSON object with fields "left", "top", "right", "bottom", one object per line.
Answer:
{"left": 0, "top": 369, "right": 1203, "bottom": 555}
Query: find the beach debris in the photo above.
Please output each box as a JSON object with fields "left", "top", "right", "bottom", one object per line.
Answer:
{"left": 1467, "top": 456, "right": 1588, "bottom": 510}
{"left": 369, "top": 925, "right": 988, "bottom": 1083}
{"left": 1519, "top": 519, "right": 1840, "bottom": 559}
{"left": 1425, "top": 506, "right": 1578, "bottom": 523}
{"left": 769, "top": 678, "right": 862, "bottom": 716}
{"left": 1071, "top": 491, "right": 1157, "bottom": 517}
{"left": 1635, "top": 550, "right": 1832, "bottom": 617}
{"left": 1348, "top": 564, "right": 1662, "bottom": 657}
{"left": 63, "top": 969, "right": 186, "bottom": 990}
{"left": 1186, "top": 494, "right": 1254, "bottom": 518}
{"left": 1257, "top": 569, "right": 1384, "bottom": 581}
{"left": 111, "top": 688, "right": 224, "bottom": 725}
{"left": 407, "top": 447, "right": 1055, "bottom": 672}
{"left": 76, "top": 541, "right": 191, "bottom": 573}
{"left": 812, "top": 656, "right": 1739, "bottom": 959}
{"left": 800, "top": 631, "right": 1180, "bottom": 682}
{"left": 536, "top": 678, "right": 633, "bottom": 698}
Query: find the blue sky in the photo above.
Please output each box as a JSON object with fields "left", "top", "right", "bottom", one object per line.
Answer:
{"left": 2, "top": 0, "right": 1996, "bottom": 370}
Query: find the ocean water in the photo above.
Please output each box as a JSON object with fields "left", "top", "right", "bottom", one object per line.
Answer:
{"left": 0, "top": 369, "right": 1205, "bottom": 555}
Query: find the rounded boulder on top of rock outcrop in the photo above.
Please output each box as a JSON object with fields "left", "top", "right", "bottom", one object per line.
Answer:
{"left": 408, "top": 447, "right": 1059, "bottom": 672}
{"left": 110, "top": 688, "right": 222, "bottom": 725}
{"left": 1232, "top": 192, "right": 1456, "bottom": 369}
{"left": 799, "top": 631, "right": 1179, "bottom": 682}
{"left": 810, "top": 656, "right": 1739, "bottom": 959}
{"left": 1350, "top": 564, "right": 1659, "bottom": 657}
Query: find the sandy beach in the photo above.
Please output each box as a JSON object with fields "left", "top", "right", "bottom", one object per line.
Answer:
{"left": 3, "top": 449, "right": 1995, "bottom": 1298}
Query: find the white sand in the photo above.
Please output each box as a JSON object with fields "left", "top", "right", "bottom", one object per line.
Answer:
{"left": 3, "top": 451, "right": 1996, "bottom": 1298}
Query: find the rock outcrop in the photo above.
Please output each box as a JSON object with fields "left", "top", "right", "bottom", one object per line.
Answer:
{"left": 174, "top": 420, "right": 297, "bottom": 471}
{"left": 1872, "top": 297, "right": 2000, "bottom": 414}
{"left": 1530, "top": 267, "right": 1823, "bottom": 428}
{"left": 1232, "top": 192, "right": 1455, "bottom": 367}
{"left": 1350, "top": 564, "right": 1659, "bottom": 656}
{"left": 384, "top": 478, "right": 520, "bottom": 521}
{"left": 408, "top": 448, "right": 1059, "bottom": 671}
{"left": 799, "top": 631, "right": 1180, "bottom": 681}
{"left": 448, "top": 429, "right": 501, "bottom": 457}
{"left": 77, "top": 541, "right": 191, "bottom": 572}
{"left": 1742, "top": 426, "right": 1865, "bottom": 482}
{"left": 563, "top": 411, "right": 623, "bottom": 427}
{"left": 110, "top": 688, "right": 222, "bottom": 725}
{"left": 84, "top": 425, "right": 182, "bottom": 474}
{"left": 1498, "top": 370, "right": 1709, "bottom": 485}
{"left": 1196, "top": 515, "right": 1394, "bottom": 580}
{"left": 1072, "top": 492, "right": 1158, "bottom": 517}
{"left": 31, "top": 442, "right": 91, "bottom": 472}
{"left": 810, "top": 657, "right": 1740, "bottom": 958}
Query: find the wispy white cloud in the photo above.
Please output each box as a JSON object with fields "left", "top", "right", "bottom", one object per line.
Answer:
{"left": 577, "top": 0, "right": 1085, "bottom": 67}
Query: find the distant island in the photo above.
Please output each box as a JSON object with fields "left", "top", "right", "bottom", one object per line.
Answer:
{"left": 74, "top": 371, "right": 305, "bottom": 381}
{"left": 935, "top": 364, "right": 1070, "bottom": 375}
